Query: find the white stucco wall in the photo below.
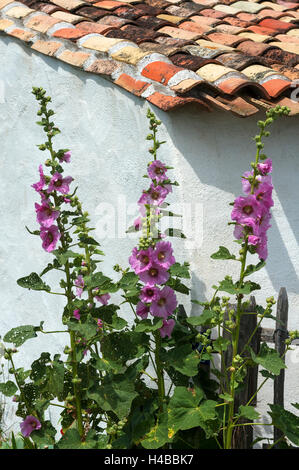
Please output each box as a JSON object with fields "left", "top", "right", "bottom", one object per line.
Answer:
{"left": 0, "top": 36, "right": 298, "bottom": 446}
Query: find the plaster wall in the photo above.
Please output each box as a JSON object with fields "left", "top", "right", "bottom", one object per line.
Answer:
{"left": 0, "top": 36, "right": 298, "bottom": 445}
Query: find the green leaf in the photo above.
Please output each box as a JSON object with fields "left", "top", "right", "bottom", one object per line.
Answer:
{"left": 0, "top": 381, "right": 17, "bottom": 397}
{"left": 101, "top": 331, "right": 149, "bottom": 363}
{"left": 56, "top": 428, "right": 96, "bottom": 449}
{"left": 164, "top": 228, "right": 186, "bottom": 239}
{"left": 119, "top": 272, "right": 139, "bottom": 290}
{"left": 84, "top": 272, "right": 112, "bottom": 290}
{"left": 168, "top": 387, "right": 218, "bottom": 439}
{"left": 135, "top": 318, "right": 163, "bottom": 333}
{"left": 31, "top": 421, "right": 56, "bottom": 448}
{"left": 67, "top": 315, "right": 98, "bottom": 341}
{"left": 210, "top": 246, "right": 236, "bottom": 260}
{"left": 243, "top": 260, "right": 266, "bottom": 277}
{"left": 167, "top": 277, "right": 190, "bottom": 295}
{"left": 238, "top": 405, "right": 260, "bottom": 420}
{"left": 251, "top": 343, "right": 286, "bottom": 376}
{"left": 87, "top": 374, "right": 138, "bottom": 419}
{"left": 268, "top": 404, "right": 299, "bottom": 446}
{"left": 163, "top": 345, "right": 200, "bottom": 377}
{"left": 217, "top": 278, "right": 261, "bottom": 296}
{"left": 213, "top": 337, "right": 231, "bottom": 353}
{"left": 141, "top": 412, "right": 169, "bottom": 449}
{"left": 17, "top": 273, "right": 50, "bottom": 292}
{"left": 52, "top": 250, "right": 80, "bottom": 265}
{"left": 186, "top": 310, "right": 214, "bottom": 327}
{"left": 3, "top": 325, "right": 38, "bottom": 347}
{"left": 219, "top": 393, "right": 233, "bottom": 403}
{"left": 169, "top": 262, "right": 190, "bottom": 279}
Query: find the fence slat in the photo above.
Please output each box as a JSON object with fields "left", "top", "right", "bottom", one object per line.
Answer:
{"left": 273, "top": 287, "right": 288, "bottom": 445}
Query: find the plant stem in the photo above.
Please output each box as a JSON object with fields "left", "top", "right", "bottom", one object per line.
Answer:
{"left": 153, "top": 331, "right": 165, "bottom": 413}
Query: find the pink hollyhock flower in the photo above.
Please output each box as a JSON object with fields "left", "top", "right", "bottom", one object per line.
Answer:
{"left": 97, "top": 318, "right": 103, "bottom": 329}
{"left": 20, "top": 415, "right": 41, "bottom": 437}
{"left": 233, "top": 217, "right": 259, "bottom": 241}
{"left": 129, "top": 246, "right": 154, "bottom": 274}
{"left": 73, "top": 309, "right": 80, "bottom": 320}
{"left": 47, "top": 172, "right": 73, "bottom": 195}
{"left": 257, "top": 211, "right": 272, "bottom": 235}
{"left": 136, "top": 301, "right": 150, "bottom": 320}
{"left": 32, "top": 164, "right": 46, "bottom": 193}
{"left": 150, "top": 286, "right": 177, "bottom": 319}
{"left": 95, "top": 293, "right": 110, "bottom": 305}
{"left": 254, "top": 181, "right": 274, "bottom": 209}
{"left": 159, "top": 318, "right": 175, "bottom": 338}
{"left": 134, "top": 217, "right": 142, "bottom": 231}
{"left": 138, "top": 263, "right": 169, "bottom": 287}
{"left": 75, "top": 275, "right": 84, "bottom": 298}
{"left": 60, "top": 151, "right": 71, "bottom": 163}
{"left": 231, "top": 195, "right": 263, "bottom": 225}
{"left": 140, "top": 285, "right": 160, "bottom": 303}
{"left": 40, "top": 225, "right": 61, "bottom": 252}
{"left": 35, "top": 200, "right": 60, "bottom": 228}
{"left": 242, "top": 171, "right": 272, "bottom": 195}
{"left": 257, "top": 158, "right": 272, "bottom": 176}
{"left": 64, "top": 197, "right": 71, "bottom": 204}
{"left": 153, "top": 241, "right": 176, "bottom": 269}
{"left": 148, "top": 160, "right": 168, "bottom": 183}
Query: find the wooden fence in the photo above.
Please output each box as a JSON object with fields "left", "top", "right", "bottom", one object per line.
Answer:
{"left": 185, "top": 287, "right": 296, "bottom": 449}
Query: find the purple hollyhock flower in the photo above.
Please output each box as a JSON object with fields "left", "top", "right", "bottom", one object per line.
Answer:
{"left": 47, "top": 172, "right": 73, "bottom": 195}
{"left": 248, "top": 235, "right": 261, "bottom": 246}
{"left": 233, "top": 217, "right": 259, "bottom": 241}
{"left": 35, "top": 200, "right": 60, "bottom": 228}
{"left": 129, "top": 246, "right": 154, "bottom": 274}
{"left": 20, "top": 415, "right": 41, "bottom": 437}
{"left": 138, "top": 263, "right": 169, "bottom": 287}
{"left": 147, "top": 183, "right": 169, "bottom": 206}
{"left": 254, "top": 181, "right": 274, "bottom": 209}
{"left": 95, "top": 293, "right": 110, "bottom": 305}
{"left": 75, "top": 275, "right": 84, "bottom": 298}
{"left": 97, "top": 318, "right": 103, "bottom": 329}
{"left": 60, "top": 151, "right": 71, "bottom": 163}
{"left": 136, "top": 301, "right": 150, "bottom": 320}
{"left": 257, "top": 158, "right": 272, "bottom": 176}
{"left": 152, "top": 241, "right": 176, "bottom": 269}
{"left": 242, "top": 171, "right": 272, "bottom": 195}
{"left": 256, "top": 235, "right": 268, "bottom": 260}
{"left": 40, "top": 225, "right": 61, "bottom": 252}
{"left": 231, "top": 195, "right": 263, "bottom": 225}
{"left": 150, "top": 286, "right": 177, "bottom": 319}
{"left": 159, "top": 318, "right": 175, "bottom": 338}
{"left": 73, "top": 309, "right": 80, "bottom": 320}
{"left": 32, "top": 164, "right": 46, "bottom": 193}
{"left": 148, "top": 160, "right": 168, "bottom": 183}
{"left": 140, "top": 285, "right": 160, "bottom": 304}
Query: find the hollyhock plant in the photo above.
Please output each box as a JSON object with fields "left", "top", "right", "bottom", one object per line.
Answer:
{"left": 231, "top": 195, "right": 263, "bottom": 225}
{"left": 40, "top": 225, "right": 61, "bottom": 252}
{"left": 20, "top": 415, "right": 41, "bottom": 437}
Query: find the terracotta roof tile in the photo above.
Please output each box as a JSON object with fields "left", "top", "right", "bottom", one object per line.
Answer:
{"left": 1, "top": 0, "right": 299, "bottom": 115}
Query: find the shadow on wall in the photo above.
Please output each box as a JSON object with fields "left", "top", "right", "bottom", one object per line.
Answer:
{"left": 161, "top": 104, "right": 299, "bottom": 297}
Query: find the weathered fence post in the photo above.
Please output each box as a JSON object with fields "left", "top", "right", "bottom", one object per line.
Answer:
{"left": 222, "top": 296, "right": 260, "bottom": 449}
{"left": 273, "top": 287, "right": 288, "bottom": 445}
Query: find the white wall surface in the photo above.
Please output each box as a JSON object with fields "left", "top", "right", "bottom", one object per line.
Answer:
{"left": 0, "top": 35, "right": 298, "bottom": 446}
